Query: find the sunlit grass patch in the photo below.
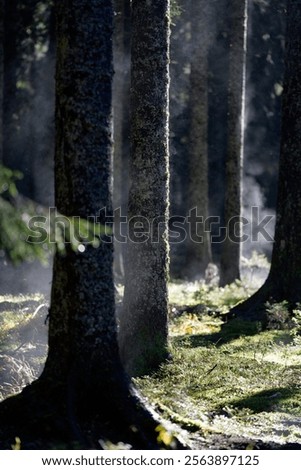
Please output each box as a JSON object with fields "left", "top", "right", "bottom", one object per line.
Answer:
{"left": 137, "top": 315, "right": 301, "bottom": 446}
{"left": 193, "top": 281, "right": 257, "bottom": 314}
{"left": 169, "top": 281, "right": 202, "bottom": 306}
{"left": 0, "top": 355, "right": 37, "bottom": 401}
{"left": 0, "top": 294, "right": 48, "bottom": 401}
{"left": 0, "top": 293, "right": 44, "bottom": 304}
{"left": 0, "top": 294, "right": 47, "bottom": 347}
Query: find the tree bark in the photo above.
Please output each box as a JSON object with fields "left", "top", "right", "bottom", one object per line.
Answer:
{"left": 169, "top": 0, "right": 191, "bottom": 278}
{"left": 230, "top": 0, "right": 301, "bottom": 322}
{"left": 266, "top": 0, "right": 301, "bottom": 301}
{"left": 184, "top": 0, "right": 214, "bottom": 279}
{"left": 220, "top": 0, "right": 248, "bottom": 286}
{"left": 119, "top": 0, "right": 171, "bottom": 377}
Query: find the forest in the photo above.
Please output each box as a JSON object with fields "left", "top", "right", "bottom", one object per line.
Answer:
{"left": 0, "top": 0, "right": 301, "bottom": 451}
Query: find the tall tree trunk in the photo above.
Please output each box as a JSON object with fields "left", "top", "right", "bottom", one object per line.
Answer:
{"left": 207, "top": 0, "right": 229, "bottom": 261}
{"left": 184, "top": 0, "right": 214, "bottom": 279}
{"left": 119, "top": 0, "right": 171, "bottom": 377}
{"left": 112, "top": 0, "right": 131, "bottom": 281}
{"left": 3, "top": 0, "right": 18, "bottom": 171}
{"left": 3, "top": 0, "right": 37, "bottom": 197}
{"left": 32, "top": 2, "right": 55, "bottom": 206}
{"left": 0, "top": 0, "right": 184, "bottom": 450}
{"left": 169, "top": 0, "right": 191, "bottom": 278}
{"left": 230, "top": 0, "right": 301, "bottom": 323}
{"left": 42, "top": 0, "right": 127, "bottom": 406}
{"left": 220, "top": 0, "right": 248, "bottom": 286}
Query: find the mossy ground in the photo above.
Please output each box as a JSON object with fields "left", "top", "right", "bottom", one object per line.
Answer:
{"left": 135, "top": 280, "right": 301, "bottom": 447}
{"left": 1, "top": 275, "right": 301, "bottom": 448}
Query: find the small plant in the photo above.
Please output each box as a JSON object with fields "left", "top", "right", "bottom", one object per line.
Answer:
{"left": 265, "top": 301, "right": 291, "bottom": 330}
{"left": 170, "top": 0, "right": 183, "bottom": 22}
{"left": 11, "top": 437, "right": 21, "bottom": 450}
{"left": 291, "top": 304, "right": 301, "bottom": 339}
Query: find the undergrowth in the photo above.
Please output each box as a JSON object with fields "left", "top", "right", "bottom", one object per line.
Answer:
{"left": 1, "top": 282, "right": 301, "bottom": 448}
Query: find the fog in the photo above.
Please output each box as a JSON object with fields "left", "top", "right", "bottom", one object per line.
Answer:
{"left": 0, "top": 0, "right": 286, "bottom": 309}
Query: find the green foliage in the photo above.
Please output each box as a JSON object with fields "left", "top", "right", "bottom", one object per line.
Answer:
{"left": 0, "top": 166, "right": 22, "bottom": 197}
{"left": 265, "top": 301, "right": 301, "bottom": 335}
{"left": 52, "top": 215, "right": 107, "bottom": 255}
{"left": 170, "top": 0, "right": 182, "bottom": 22}
{"left": 0, "top": 166, "right": 49, "bottom": 264}
{"left": 0, "top": 165, "right": 110, "bottom": 264}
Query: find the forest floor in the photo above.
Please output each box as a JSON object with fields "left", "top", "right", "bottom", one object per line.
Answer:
{"left": 1, "top": 261, "right": 301, "bottom": 449}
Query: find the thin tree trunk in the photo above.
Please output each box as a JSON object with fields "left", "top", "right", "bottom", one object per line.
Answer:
{"left": 32, "top": 2, "right": 55, "bottom": 206}
{"left": 220, "top": 0, "right": 248, "bottom": 286}
{"left": 169, "top": 0, "right": 191, "bottom": 278}
{"left": 119, "top": 0, "right": 171, "bottom": 377}
{"left": 185, "top": 0, "right": 214, "bottom": 279}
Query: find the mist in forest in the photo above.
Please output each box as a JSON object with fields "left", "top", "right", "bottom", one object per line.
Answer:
{"left": 0, "top": 0, "right": 286, "bottom": 295}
